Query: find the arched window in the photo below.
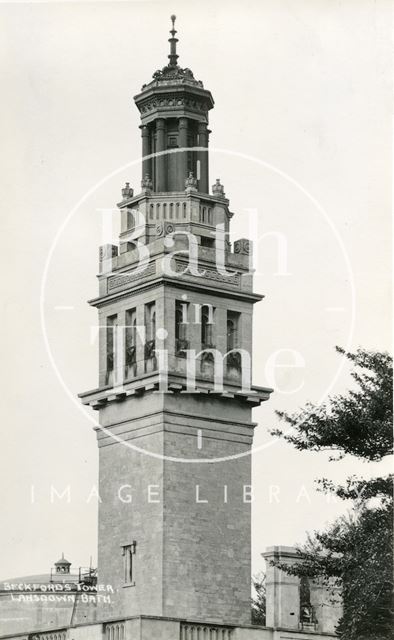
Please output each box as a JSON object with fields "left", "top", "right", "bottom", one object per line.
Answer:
{"left": 105, "top": 314, "right": 117, "bottom": 385}
{"left": 182, "top": 202, "right": 187, "bottom": 218}
{"left": 201, "top": 305, "right": 214, "bottom": 347}
{"left": 125, "top": 308, "right": 137, "bottom": 379}
{"left": 127, "top": 209, "right": 136, "bottom": 231}
{"left": 144, "top": 302, "right": 157, "bottom": 372}
{"left": 226, "top": 311, "right": 240, "bottom": 351}
{"left": 148, "top": 309, "right": 156, "bottom": 342}
{"left": 175, "top": 300, "right": 188, "bottom": 356}
{"left": 226, "top": 311, "right": 241, "bottom": 378}
{"left": 227, "top": 319, "right": 236, "bottom": 351}
{"left": 175, "top": 302, "right": 187, "bottom": 341}
{"left": 201, "top": 352, "right": 214, "bottom": 377}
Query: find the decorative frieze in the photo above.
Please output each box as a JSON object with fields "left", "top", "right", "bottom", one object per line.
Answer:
{"left": 36, "top": 631, "right": 68, "bottom": 640}
{"left": 174, "top": 261, "right": 240, "bottom": 287}
{"left": 107, "top": 262, "right": 156, "bottom": 292}
{"left": 139, "top": 94, "right": 208, "bottom": 115}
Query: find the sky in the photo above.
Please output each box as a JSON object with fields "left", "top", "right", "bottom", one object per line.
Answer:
{"left": 0, "top": 0, "right": 392, "bottom": 581}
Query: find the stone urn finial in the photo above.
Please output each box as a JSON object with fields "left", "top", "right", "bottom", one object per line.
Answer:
{"left": 141, "top": 174, "right": 153, "bottom": 192}
{"left": 212, "top": 178, "right": 225, "bottom": 198}
{"left": 185, "top": 171, "right": 197, "bottom": 192}
{"left": 121, "top": 182, "right": 134, "bottom": 200}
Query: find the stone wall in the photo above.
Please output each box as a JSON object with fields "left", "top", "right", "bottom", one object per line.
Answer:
{"left": 161, "top": 394, "right": 253, "bottom": 624}
{"left": 0, "top": 617, "right": 338, "bottom": 640}
{"left": 263, "top": 547, "right": 342, "bottom": 635}
{"left": 95, "top": 391, "right": 255, "bottom": 626}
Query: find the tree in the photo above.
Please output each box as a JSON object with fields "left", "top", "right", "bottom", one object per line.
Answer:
{"left": 271, "top": 348, "right": 393, "bottom": 640}
{"left": 273, "top": 348, "right": 392, "bottom": 461}
{"left": 251, "top": 572, "right": 266, "bottom": 625}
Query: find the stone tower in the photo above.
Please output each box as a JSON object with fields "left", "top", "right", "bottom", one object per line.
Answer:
{"left": 79, "top": 16, "right": 272, "bottom": 627}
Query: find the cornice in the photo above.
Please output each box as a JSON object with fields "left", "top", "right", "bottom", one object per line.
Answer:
{"left": 88, "top": 275, "right": 263, "bottom": 308}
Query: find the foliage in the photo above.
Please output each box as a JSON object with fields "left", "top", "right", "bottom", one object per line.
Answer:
{"left": 272, "top": 348, "right": 392, "bottom": 461}
{"left": 251, "top": 572, "right": 266, "bottom": 626}
{"left": 271, "top": 348, "right": 393, "bottom": 639}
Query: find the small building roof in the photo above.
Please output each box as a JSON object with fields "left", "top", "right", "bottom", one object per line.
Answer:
{"left": 54, "top": 553, "right": 71, "bottom": 566}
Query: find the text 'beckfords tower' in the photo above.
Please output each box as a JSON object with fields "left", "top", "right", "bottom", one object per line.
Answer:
{"left": 79, "top": 17, "right": 272, "bottom": 627}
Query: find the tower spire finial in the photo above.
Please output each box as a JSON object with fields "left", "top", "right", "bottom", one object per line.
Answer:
{"left": 168, "top": 14, "right": 179, "bottom": 67}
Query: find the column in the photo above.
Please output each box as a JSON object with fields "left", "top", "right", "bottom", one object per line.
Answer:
{"left": 141, "top": 125, "right": 151, "bottom": 181}
{"left": 156, "top": 118, "right": 166, "bottom": 192}
{"left": 178, "top": 117, "right": 188, "bottom": 191}
{"left": 197, "top": 122, "right": 209, "bottom": 194}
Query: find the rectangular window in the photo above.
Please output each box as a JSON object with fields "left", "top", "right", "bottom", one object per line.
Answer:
{"left": 200, "top": 236, "right": 215, "bottom": 248}
{"left": 121, "top": 541, "right": 136, "bottom": 586}
{"left": 168, "top": 135, "right": 178, "bottom": 148}
{"left": 175, "top": 300, "right": 189, "bottom": 357}
{"left": 125, "top": 308, "right": 137, "bottom": 379}
{"left": 105, "top": 314, "right": 117, "bottom": 385}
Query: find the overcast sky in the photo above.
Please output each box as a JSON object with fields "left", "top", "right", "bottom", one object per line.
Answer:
{"left": 0, "top": 0, "right": 392, "bottom": 581}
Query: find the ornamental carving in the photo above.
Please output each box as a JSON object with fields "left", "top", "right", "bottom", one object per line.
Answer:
{"left": 174, "top": 261, "right": 240, "bottom": 287}
{"left": 141, "top": 174, "right": 153, "bottom": 191}
{"left": 121, "top": 182, "right": 133, "bottom": 200}
{"left": 156, "top": 222, "right": 175, "bottom": 237}
{"left": 185, "top": 172, "right": 197, "bottom": 192}
{"left": 99, "top": 244, "right": 118, "bottom": 262}
{"left": 141, "top": 65, "right": 203, "bottom": 89}
{"left": 107, "top": 262, "right": 156, "bottom": 291}
{"left": 234, "top": 239, "right": 251, "bottom": 255}
{"left": 212, "top": 178, "right": 225, "bottom": 198}
{"left": 139, "top": 96, "right": 207, "bottom": 114}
